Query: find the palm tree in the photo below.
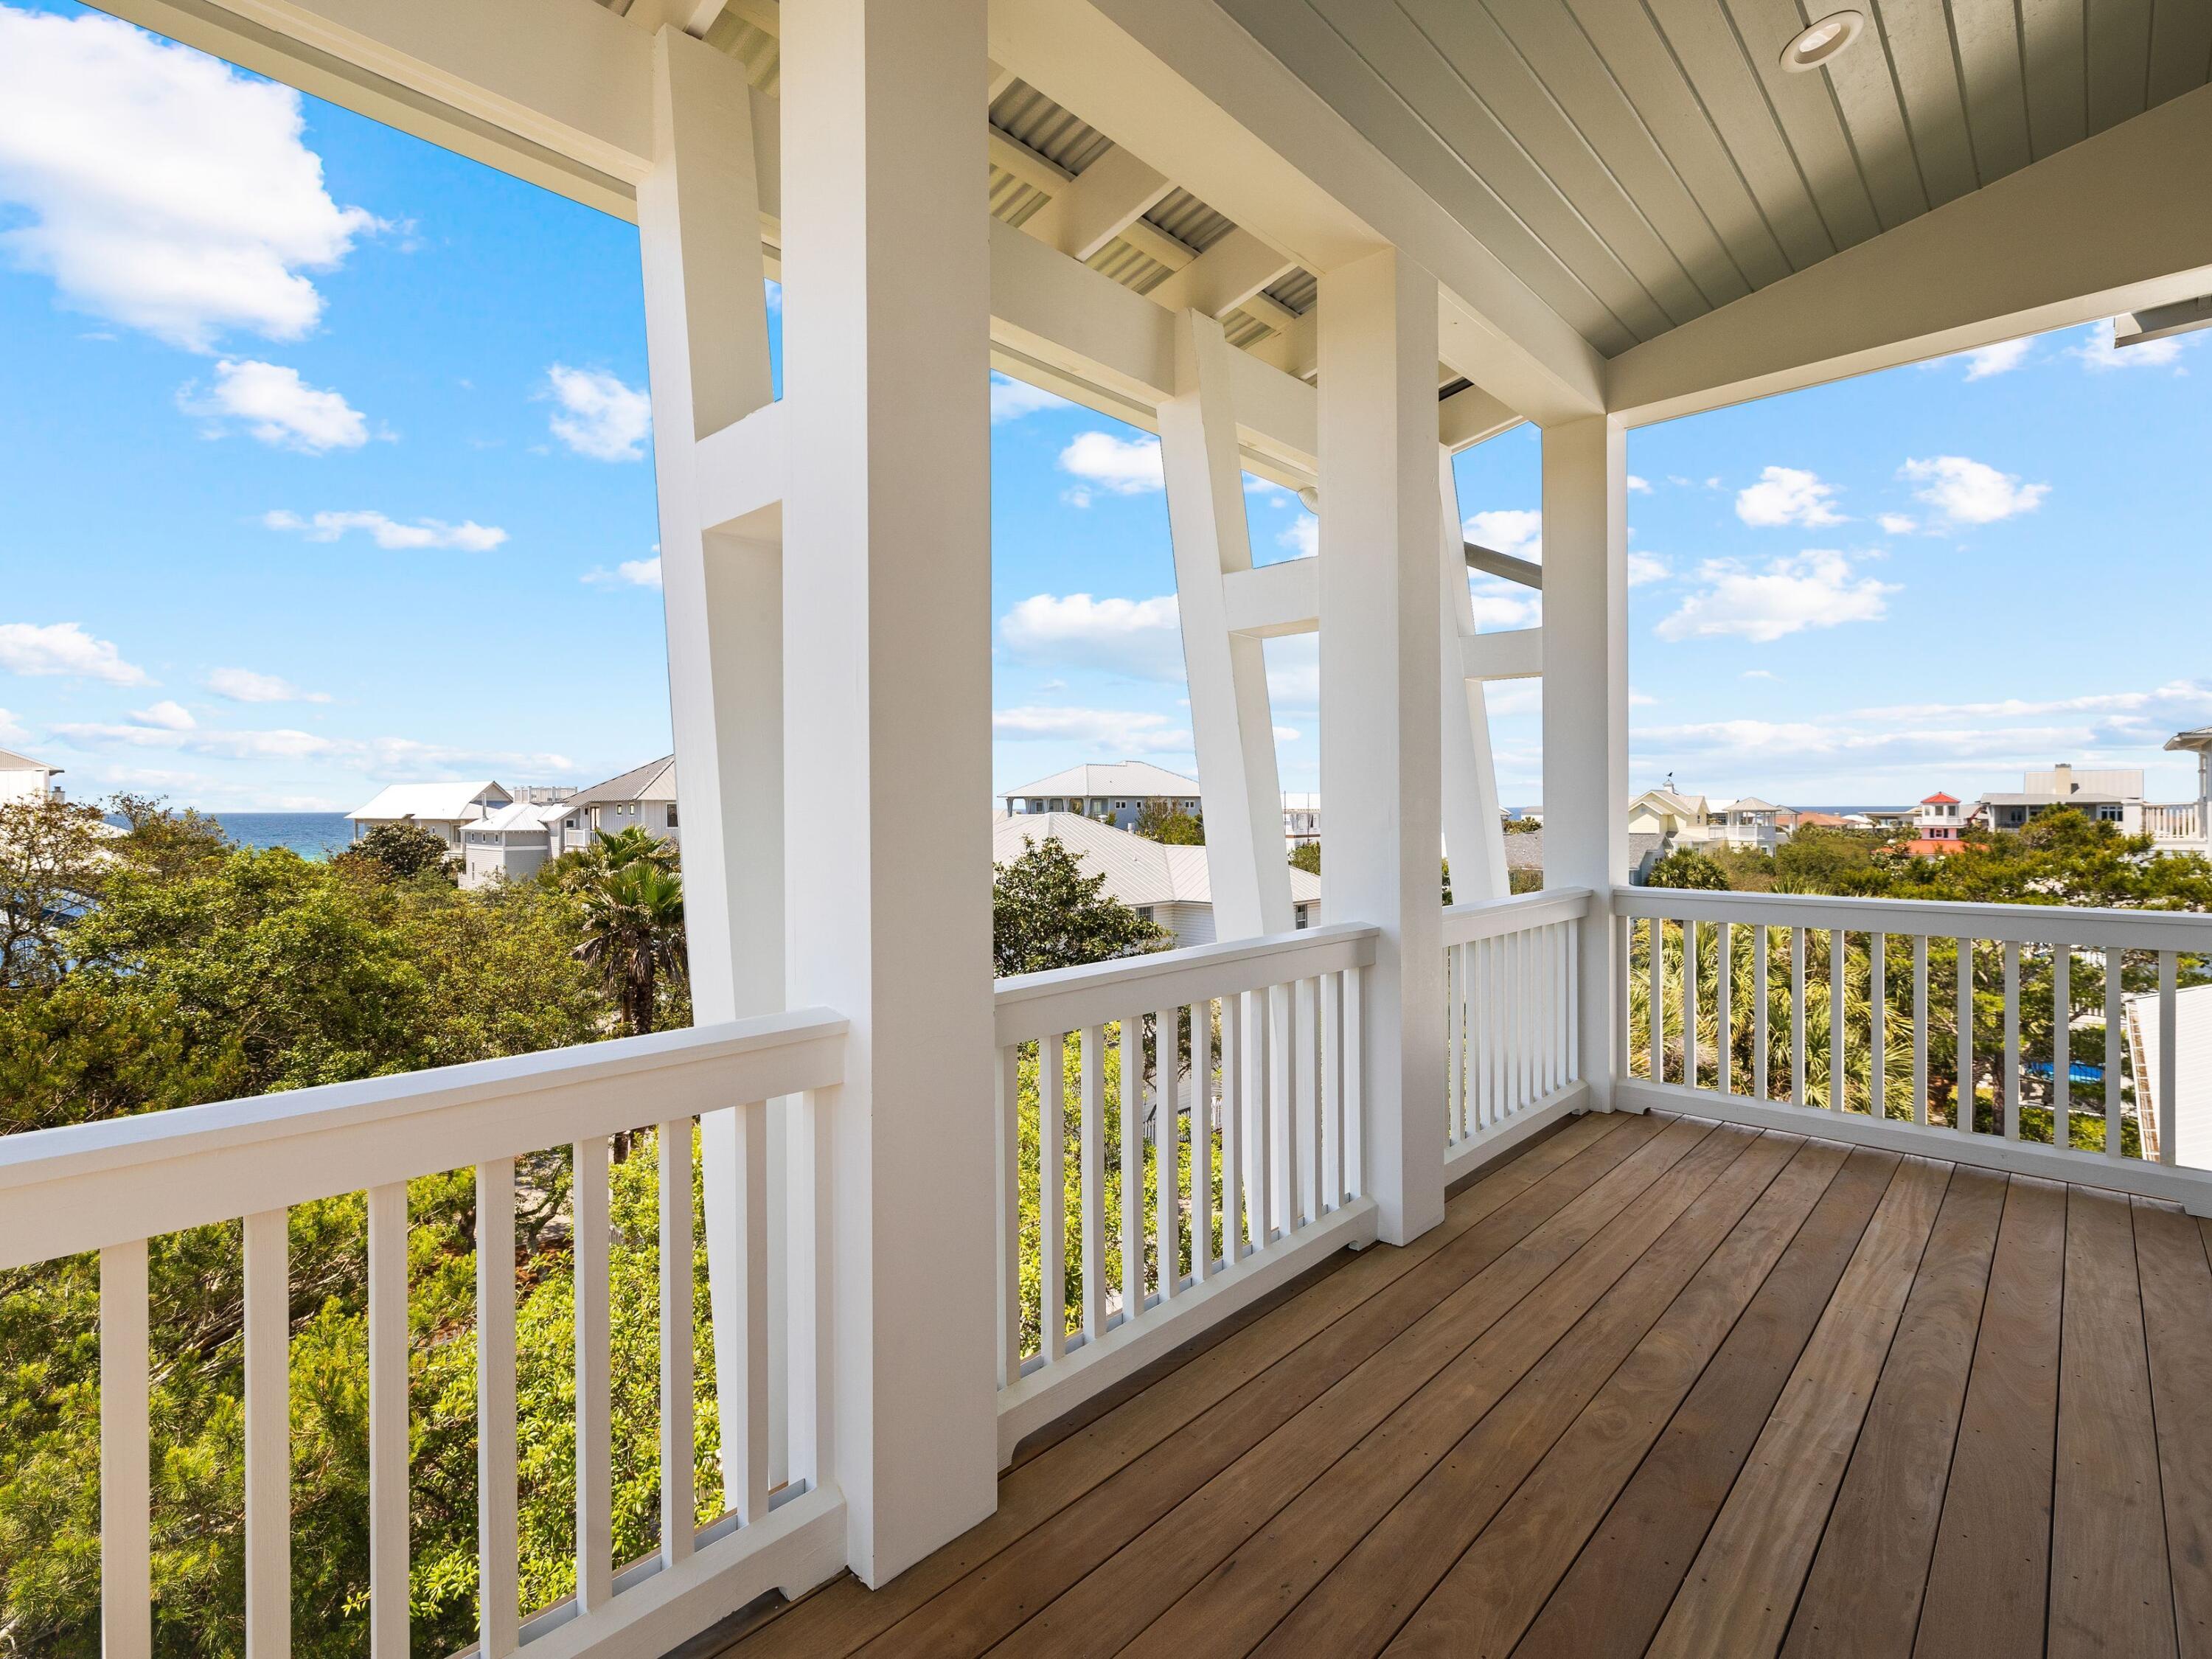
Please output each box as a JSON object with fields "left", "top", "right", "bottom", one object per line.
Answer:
{"left": 574, "top": 858, "right": 686, "bottom": 1039}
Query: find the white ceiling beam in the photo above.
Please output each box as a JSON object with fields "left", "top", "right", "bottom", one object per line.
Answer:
{"left": 990, "top": 0, "right": 1604, "bottom": 424}
{"left": 1439, "top": 383, "right": 1520, "bottom": 450}
{"left": 1222, "top": 557, "right": 1319, "bottom": 637}
{"left": 1147, "top": 227, "right": 1298, "bottom": 319}
{"left": 1607, "top": 83, "right": 2212, "bottom": 425}
{"left": 92, "top": 0, "right": 653, "bottom": 215}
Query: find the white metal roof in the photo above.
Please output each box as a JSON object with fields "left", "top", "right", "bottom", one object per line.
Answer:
{"left": 474, "top": 799, "right": 565, "bottom": 835}
{"left": 1004, "top": 762, "right": 1203, "bottom": 801}
{"left": 993, "top": 811, "right": 1320, "bottom": 911}
{"left": 347, "top": 781, "right": 509, "bottom": 823}
{"left": 568, "top": 755, "right": 678, "bottom": 808}
{"left": 0, "top": 748, "right": 58, "bottom": 773}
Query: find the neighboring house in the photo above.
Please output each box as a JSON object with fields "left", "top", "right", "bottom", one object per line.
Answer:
{"left": 347, "top": 781, "right": 513, "bottom": 849}
{"left": 993, "top": 811, "right": 1320, "bottom": 946}
{"left": 1975, "top": 763, "right": 2143, "bottom": 833}
{"left": 2127, "top": 982, "right": 2212, "bottom": 1168}
{"left": 1898, "top": 791, "right": 1969, "bottom": 857}
{"left": 1627, "top": 788, "right": 1711, "bottom": 844}
{"left": 1282, "top": 791, "right": 1321, "bottom": 848}
{"left": 1003, "top": 762, "right": 1203, "bottom": 831}
{"left": 1777, "top": 808, "right": 1848, "bottom": 835}
{"left": 0, "top": 747, "right": 63, "bottom": 806}
{"left": 459, "top": 799, "right": 569, "bottom": 888}
{"left": 553, "top": 756, "right": 681, "bottom": 856}
{"left": 1709, "top": 796, "right": 1781, "bottom": 853}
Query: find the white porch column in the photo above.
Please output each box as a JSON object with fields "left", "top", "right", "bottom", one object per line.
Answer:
{"left": 1158, "top": 309, "right": 1295, "bottom": 939}
{"left": 782, "top": 0, "right": 998, "bottom": 1585}
{"left": 1318, "top": 248, "right": 1446, "bottom": 1246}
{"left": 1438, "top": 450, "right": 1508, "bottom": 901}
{"left": 635, "top": 28, "right": 793, "bottom": 1497}
{"left": 1540, "top": 416, "right": 1629, "bottom": 1107}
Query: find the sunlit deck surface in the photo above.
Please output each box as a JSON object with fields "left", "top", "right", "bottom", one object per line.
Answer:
{"left": 698, "top": 1110, "right": 2212, "bottom": 1659}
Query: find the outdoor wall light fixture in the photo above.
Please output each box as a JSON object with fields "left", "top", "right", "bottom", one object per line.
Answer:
{"left": 1780, "top": 10, "right": 1865, "bottom": 71}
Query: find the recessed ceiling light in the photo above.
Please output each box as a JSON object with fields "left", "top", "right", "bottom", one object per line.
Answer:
{"left": 1780, "top": 10, "right": 1865, "bottom": 72}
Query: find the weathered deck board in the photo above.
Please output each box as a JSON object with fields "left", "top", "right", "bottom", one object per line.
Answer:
{"left": 2050, "top": 1185, "right": 2174, "bottom": 1659}
{"left": 1912, "top": 1172, "right": 2066, "bottom": 1659}
{"left": 713, "top": 1116, "right": 2204, "bottom": 1659}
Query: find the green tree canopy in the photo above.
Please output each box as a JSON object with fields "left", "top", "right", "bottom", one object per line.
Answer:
{"left": 1132, "top": 800, "right": 1205, "bottom": 845}
{"left": 333, "top": 819, "right": 458, "bottom": 883}
{"left": 993, "top": 833, "right": 1169, "bottom": 976}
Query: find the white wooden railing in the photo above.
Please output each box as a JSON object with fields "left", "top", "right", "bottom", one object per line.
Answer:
{"left": 0, "top": 1010, "right": 849, "bottom": 1659}
{"left": 1442, "top": 888, "right": 1593, "bottom": 1170}
{"left": 2146, "top": 801, "right": 2204, "bottom": 841}
{"left": 1613, "top": 886, "right": 2212, "bottom": 1212}
{"left": 992, "top": 925, "right": 1380, "bottom": 1460}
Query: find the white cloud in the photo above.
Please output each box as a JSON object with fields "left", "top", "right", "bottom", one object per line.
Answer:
{"left": 583, "top": 557, "right": 663, "bottom": 590}
{"left": 1279, "top": 514, "right": 1319, "bottom": 558}
{"left": 1877, "top": 512, "right": 1918, "bottom": 535}
{"left": 264, "top": 508, "right": 508, "bottom": 551}
{"left": 0, "top": 621, "right": 150, "bottom": 686}
{"left": 1627, "top": 552, "right": 1671, "bottom": 586}
{"left": 130, "top": 700, "right": 195, "bottom": 731}
{"left": 1955, "top": 338, "right": 2031, "bottom": 379}
{"left": 1273, "top": 725, "right": 1301, "bottom": 741}
{"left": 206, "top": 666, "right": 328, "bottom": 703}
{"left": 1627, "top": 474, "right": 1652, "bottom": 493}
{"left": 0, "top": 5, "right": 378, "bottom": 350}
{"left": 2073, "top": 317, "right": 2190, "bottom": 372}
{"left": 1264, "top": 633, "right": 1318, "bottom": 709}
{"left": 1654, "top": 550, "right": 1897, "bottom": 644}
{"left": 0, "top": 708, "right": 22, "bottom": 743}
{"left": 1059, "top": 431, "right": 1164, "bottom": 495}
{"left": 1899, "top": 454, "right": 2048, "bottom": 524}
{"left": 1742, "top": 669, "right": 1777, "bottom": 681}
{"left": 991, "top": 706, "right": 1190, "bottom": 753}
{"left": 54, "top": 717, "right": 573, "bottom": 773}
{"left": 179, "top": 358, "right": 367, "bottom": 451}
{"left": 1470, "top": 588, "right": 1540, "bottom": 630}
{"left": 546, "top": 364, "right": 650, "bottom": 462}
{"left": 1735, "top": 465, "right": 1845, "bottom": 528}
{"left": 1464, "top": 509, "right": 1542, "bottom": 560}
{"left": 999, "top": 592, "right": 1184, "bottom": 681}
{"left": 990, "top": 372, "right": 1071, "bottom": 423}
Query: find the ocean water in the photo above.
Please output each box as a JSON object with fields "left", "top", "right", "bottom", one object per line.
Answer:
{"left": 207, "top": 812, "right": 355, "bottom": 860}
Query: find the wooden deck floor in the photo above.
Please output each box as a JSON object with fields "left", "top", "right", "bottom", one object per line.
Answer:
{"left": 707, "top": 1109, "right": 2212, "bottom": 1659}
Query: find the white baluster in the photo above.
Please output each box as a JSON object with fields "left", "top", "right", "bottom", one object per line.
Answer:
{"left": 2002, "top": 944, "right": 2021, "bottom": 1141}
{"left": 1683, "top": 918, "right": 1699, "bottom": 1092}
{"left": 1219, "top": 997, "right": 1243, "bottom": 1265}
{"left": 1913, "top": 935, "right": 1930, "bottom": 1127}
{"left": 1121, "top": 1016, "right": 1145, "bottom": 1314}
{"left": 1829, "top": 929, "right": 1846, "bottom": 1111}
{"left": 573, "top": 1138, "right": 613, "bottom": 1611}
{"left": 101, "top": 1239, "right": 151, "bottom": 1659}
{"left": 1155, "top": 1006, "right": 1180, "bottom": 1291}
{"left": 1041, "top": 1037, "right": 1067, "bottom": 1355}
{"left": 1869, "top": 933, "right": 1885, "bottom": 1119}
{"left": 243, "top": 1209, "right": 290, "bottom": 1659}
{"left": 2106, "top": 947, "right": 2126, "bottom": 1159}
{"left": 1080, "top": 1026, "right": 1106, "bottom": 1338}
{"left": 1190, "top": 1002, "right": 1214, "bottom": 1280}
{"left": 2160, "top": 952, "right": 2179, "bottom": 1166}
{"left": 2053, "top": 947, "right": 2072, "bottom": 1151}
{"left": 367, "top": 1181, "right": 409, "bottom": 1659}
{"left": 1791, "top": 928, "right": 1808, "bottom": 1107}
{"left": 477, "top": 1157, "right": 520, "bottom": 1658}
{"left": 658, "top": 1119, "right": 695, "bottom": 1566}
{"left": 1753, "top": 925, "right": 1770, "bottom": 1102}
{"left": 1957, "top": 939, "right": 1977, "bottom": 1136}
{"left": 728, "top": 1102, "right": 770, "bottom": 1526}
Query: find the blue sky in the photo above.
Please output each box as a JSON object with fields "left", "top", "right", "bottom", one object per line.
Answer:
{"left": 3, "top": 1, "right": 2208, "bottom": 817}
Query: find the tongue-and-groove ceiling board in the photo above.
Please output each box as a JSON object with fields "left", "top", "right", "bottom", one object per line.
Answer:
{"left": 1218, "top": 0, "right": 2212, "bottom": 355}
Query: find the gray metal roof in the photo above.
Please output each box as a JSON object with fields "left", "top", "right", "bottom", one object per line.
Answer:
{"left": 567, "top": 755, "right": 678, "bottom": 808}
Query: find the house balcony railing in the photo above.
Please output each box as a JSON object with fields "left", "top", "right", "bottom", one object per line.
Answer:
{"left": 2144, "top": 801, "right": 2205, "bottom": 842}
{"left": 21, "top": 885, "right": 2212, "bottom": 1659}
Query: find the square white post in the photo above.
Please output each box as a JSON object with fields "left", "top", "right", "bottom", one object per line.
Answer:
{"left": 1318, "top": 247, "right": 1447, "bottom": 1246}
{"left": 1540, "top": 416, "right": 1629, "bottom": 1107}
{"left": 782, "top": 0, "right": 998, "bottom": 1585}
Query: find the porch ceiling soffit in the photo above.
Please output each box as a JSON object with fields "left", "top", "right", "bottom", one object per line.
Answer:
{"left": 1607, "top": 83, "right": 2212, "bottom": 426}
{"left": 987, "top": 0, "right": 1607, "bottom": 425}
